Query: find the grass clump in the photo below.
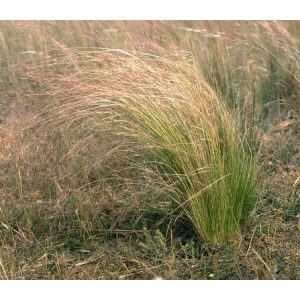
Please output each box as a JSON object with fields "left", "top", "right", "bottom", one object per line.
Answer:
{"left": 54, "top": 49, "right": 258, "bottom": 245}
{"left": 114, "top": 55, "right": 257, "bottom": 245}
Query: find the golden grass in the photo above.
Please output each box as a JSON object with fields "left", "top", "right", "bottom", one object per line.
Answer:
{"left": 0, "top": 21, "right": 299, "bottom": 278}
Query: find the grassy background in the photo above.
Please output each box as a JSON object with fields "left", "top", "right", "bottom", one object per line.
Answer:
{"left": 0, "top": 21, "right": 299, "bottom": 279}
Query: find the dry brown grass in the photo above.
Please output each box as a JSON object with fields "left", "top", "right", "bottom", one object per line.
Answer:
{"left": 0, "top": 21, "right": 299, "bottom": 279}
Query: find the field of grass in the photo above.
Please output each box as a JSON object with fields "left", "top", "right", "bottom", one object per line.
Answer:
{"left": 0, "top": 21, "right": 299, "bottom": 279}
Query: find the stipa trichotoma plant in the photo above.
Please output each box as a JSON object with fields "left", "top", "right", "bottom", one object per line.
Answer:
{"left": 43, "top": 48, "right": 258, "bottom": 245}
